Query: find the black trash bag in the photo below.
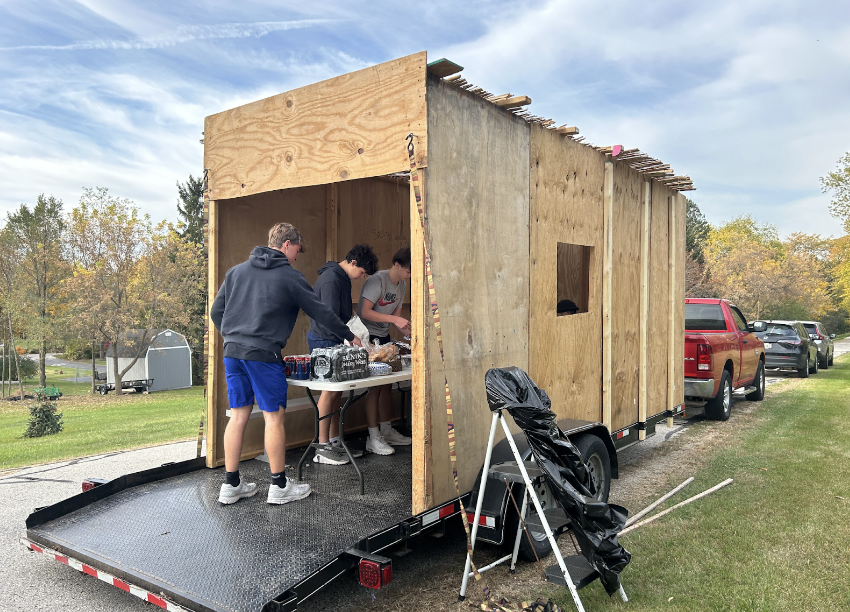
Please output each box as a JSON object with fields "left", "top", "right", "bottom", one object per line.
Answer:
{"left": 485, "top": 367, "right": 631, "bottom": 595}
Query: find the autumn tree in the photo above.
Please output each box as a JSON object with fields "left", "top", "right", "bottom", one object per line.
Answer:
{"left": 0, "top": 226, "right": 25, "bottom": 399}
{"left": 65, "top": 187, "right": 203, "bottom": 395}
{"left": 684, "top": 199, "right": 717, "bottom": 297}
{"left": 704, "top": 216, "right": 830, "bottom": 320}
{"left": 820, "top": 151, "right": 850, "bottom": 233}
{"left": 4, "top": 195, "right": 69, "bottom": 386}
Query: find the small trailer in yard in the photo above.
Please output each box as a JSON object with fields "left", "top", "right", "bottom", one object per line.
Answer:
{"left": 23, "top": 52, "right": 692, "bottom": 611}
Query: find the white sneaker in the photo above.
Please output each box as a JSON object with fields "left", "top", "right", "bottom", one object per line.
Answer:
{"left": 218, "top": 480, "right": 258, "bottom": 504}
{"left": 313, "top": 447, "right": 349, "bottom": 465}
{"left": 366, "top": 435, "right": 395, "bottom": 455}
{"left": 382, "top": 427, "right": 412, "bottom": 446}
{"left": 267, "top": 481, "right": 312, "bottom": 505}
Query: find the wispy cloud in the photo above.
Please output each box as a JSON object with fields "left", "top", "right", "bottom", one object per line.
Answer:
{"left": 0, "top": 19, "right": 335, "bottom": 51}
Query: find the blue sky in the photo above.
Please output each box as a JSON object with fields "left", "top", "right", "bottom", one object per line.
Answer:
{"left": 1, "top": 0, "right": 849, "bottom": 238}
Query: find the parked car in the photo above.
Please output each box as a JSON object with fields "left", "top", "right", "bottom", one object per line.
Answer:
{"left": 684, "top": 298, "right": 766, "bottom": 421}
{"left": 801, "top": 321, "right": 835, "bottom": 369}
{"left": 753, "top": 320, "right": 818, "bottom": 377}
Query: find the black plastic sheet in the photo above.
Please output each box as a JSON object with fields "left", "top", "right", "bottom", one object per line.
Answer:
{"left": 485, "top": 367, "right": 631, "bottom": 595}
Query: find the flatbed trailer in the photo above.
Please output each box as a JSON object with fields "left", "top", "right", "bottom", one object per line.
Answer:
{"left": 24, "top": 51, "right": 692, "bottom": 611}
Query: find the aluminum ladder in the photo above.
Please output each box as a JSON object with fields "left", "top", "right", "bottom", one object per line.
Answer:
{"left": 458, "top": 410, "right": 628, "bottom": 611}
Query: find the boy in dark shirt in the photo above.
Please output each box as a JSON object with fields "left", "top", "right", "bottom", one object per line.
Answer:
{"left": 307, "top": 244, "right": 378, "bottom": 465}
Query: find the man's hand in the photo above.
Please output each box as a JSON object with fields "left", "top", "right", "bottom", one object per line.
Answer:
{"left": 394, "top": 317, "right": 411, "bottom": 335}
{"left": 351, "top": 337, "right": 363, "bottom": 347}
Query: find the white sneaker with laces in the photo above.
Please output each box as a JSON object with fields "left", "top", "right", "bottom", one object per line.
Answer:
{"left": 366, "top": 435, "right": 395, "bottom": 455}
{"left": 267, "top": 481, "right": 312, "bottom": 505}
{"left": 218, "top": 480, "right": 258, "bottom": 504}
{"left": 382, "top": 427, "right": 412, "bottom": 446}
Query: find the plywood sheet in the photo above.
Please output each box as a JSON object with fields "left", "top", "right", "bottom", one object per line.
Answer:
{"left": 337, "top": 177, "right": 411, "bottom": 304}
{"left": 647, "top": 182, "right": 670, "bottom": 416}
{"left": 610, "top": 164, "right": 643, "bottom": 431}
{"left": 425, "top": 77, "right": 530, "bottom": 506}
{"left": 205, "top": 53, "right": 428, "bottom": 201}
{"left": 529, "top": 126, "right": 605, "bottom": 426}
{"left": 673, "top": 193, "right": 686, "bottom": 406}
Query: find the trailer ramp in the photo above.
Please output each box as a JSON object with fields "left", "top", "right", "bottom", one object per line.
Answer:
{"left": 26, "top": 446, "right": 413, "bottom": 612}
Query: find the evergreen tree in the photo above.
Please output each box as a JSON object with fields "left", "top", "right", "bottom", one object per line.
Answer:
{"left": 176, "top": 175, "right": 205, "bottom": 245}
{"left": 685, "top": 198, "right": 711, "bottom": 265}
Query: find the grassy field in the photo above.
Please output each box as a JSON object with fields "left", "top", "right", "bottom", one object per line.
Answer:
{"left": 0, "top": 367, "right": 203, "bottom": 471}
{"left": 565, "top": 353, "right": 850, "bottom": 611}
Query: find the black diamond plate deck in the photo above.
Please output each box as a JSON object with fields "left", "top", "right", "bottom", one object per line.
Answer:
{"left": 28, "top": 445, "right": 412, "bottom": 612}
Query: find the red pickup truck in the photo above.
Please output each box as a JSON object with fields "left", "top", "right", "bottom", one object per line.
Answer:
{"left": 684, "top": 298, "right": 766, "bottom": 420}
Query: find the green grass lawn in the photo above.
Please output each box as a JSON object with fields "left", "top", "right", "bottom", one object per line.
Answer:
{"left": 0, "top": 374, "right": 203, "bottom": 471}
{"left": 564, "top": 354, "right": 850, "bottom": 611}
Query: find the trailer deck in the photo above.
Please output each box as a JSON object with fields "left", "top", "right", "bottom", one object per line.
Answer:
{"left": 26, "top": 444, "right": 414, "bottom": 612}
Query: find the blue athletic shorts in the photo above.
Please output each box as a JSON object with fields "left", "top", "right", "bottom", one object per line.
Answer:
{"left": 223, "top": 357, "right": 288, "bottom": 412}
{"left": 307, "top": 330, "right": 339, "bottom": 352}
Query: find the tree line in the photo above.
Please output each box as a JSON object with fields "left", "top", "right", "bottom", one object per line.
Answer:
{"left": 0, "top": 178, "right": 205, "bottom": 398}
{"left": 685, "top": 152, "right": 850, "bottom": 332}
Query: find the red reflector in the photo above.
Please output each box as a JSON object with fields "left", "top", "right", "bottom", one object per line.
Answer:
{"left": 381, "top": 563, "right": 393, "bottom": 586}
{"left": 113, "top": 578, "right": 131, "bottom": 592}
{"left": 616, "top": 431, "right": 624, "bottom": 439}
{"left": 31, "top": 544, "right": 43, "bottom": 553}
{"left": 82, "top": 482, "right": 95, "bottom": 492}
{"left": 56, "top": 555, "right": 69, "bottom": 564}
{"left": 82, "top": 564, "right": 98, "bottom": 577}
{"left": 438, "top": 504, "right": 454, "bottom": 519}
{"left": 147, "top": 593, "right": 168, "bottom": 609}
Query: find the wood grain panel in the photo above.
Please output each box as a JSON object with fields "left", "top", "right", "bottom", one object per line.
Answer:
{"left": 205, "top": 53, "right": 428, "bottom": 200}
{"left": 411, "top": 164, "right": 429, "bottom": 513}
{"left": 647, "top": 182, "right": 670, "bottom": 416}
{"left": 610, "top": 164, "right": 643, "bottom": 431}
{"left": 337, "top": 176, "right": 411, "bottom": 304}
{"left": 530, "top": 126, "right": 605, "bottom": 426}
{"left": 673, "top": 193, "right": 686, "bottom": 406}
{"left": 425, "top": 76, "right": 530, "bottom": 506}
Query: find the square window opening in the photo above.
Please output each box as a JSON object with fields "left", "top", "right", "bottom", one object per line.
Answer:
{"left": 557, "top": 243, "right": 592, "bottom": 316}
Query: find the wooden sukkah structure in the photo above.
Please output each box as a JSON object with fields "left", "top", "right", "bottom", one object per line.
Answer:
{"left": 203, "top": 51, "right": 690, "bottom": 514}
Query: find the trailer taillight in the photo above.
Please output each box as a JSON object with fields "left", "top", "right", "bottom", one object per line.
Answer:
{"left": 696, "top": 343, "right": 712, "bottom": 371}
{"left": 358, "top": 558, "right": 392, "bottom": 589}
{"left": 82, "top": 478, "right": 109, "bottom": 492}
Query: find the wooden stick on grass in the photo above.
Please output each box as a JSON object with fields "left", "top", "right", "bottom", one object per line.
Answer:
{"left": 626, "top": 477, "right": 695, "bottom": 527}
{"left": 620, "top": 479, "right": 734, "bottom": 537}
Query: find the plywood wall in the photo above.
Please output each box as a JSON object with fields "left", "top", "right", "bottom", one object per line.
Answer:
{"left": 424, "top": 77, "right": 531, "bottom": 507}
{"left": 647, "top": 182, "right": 670, "bottom": 416}
{"left": 671, "top": 193, "right": 686, "bottom": 407}
{"left": 529, "top": 126, "right": 605, "bottom": 424}
{"left": 609, "top": 166, "right": 644, "bottom": 431}
{"left": 204, "top": 52, "right": 428, "bottom": 201}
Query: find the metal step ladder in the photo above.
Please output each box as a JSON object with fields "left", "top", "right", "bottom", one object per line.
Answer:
{"left": 458, "top": 410, "right": 628, "bottom": 611}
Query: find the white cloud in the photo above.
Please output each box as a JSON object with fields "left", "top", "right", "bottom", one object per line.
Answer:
{"left": 0, "top": 19, "right": 335, "bottom": 51}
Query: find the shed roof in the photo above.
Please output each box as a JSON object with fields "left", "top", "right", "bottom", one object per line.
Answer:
{"left": 105, "top": 329, "right": 188, "bottom": 358}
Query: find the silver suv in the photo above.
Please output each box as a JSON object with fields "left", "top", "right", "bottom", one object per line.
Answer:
{"left": 801, "top": 321, "right": 835, "bottom": 369}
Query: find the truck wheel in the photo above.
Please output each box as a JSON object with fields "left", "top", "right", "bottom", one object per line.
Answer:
{"left": 746, "top": 362, "right": 765, "bottom": 402}
{"left": 705, "top": 370, "right": 732, "bottom": 421}
{"left": 574, "top": 434, "right": 611, "bottom": 502}
{"left": 819, "top": 352, "right": 829, "bottom": 369}
{"left": 99, "top": 387, "right": 109, "bottom": 395}
{"left": 505, "top": 481, "right": 557, "bottom": 562}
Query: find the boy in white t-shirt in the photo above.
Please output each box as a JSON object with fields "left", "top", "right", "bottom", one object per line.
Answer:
{"left": 357, "top": 247, "right": 412, "bottom": 455}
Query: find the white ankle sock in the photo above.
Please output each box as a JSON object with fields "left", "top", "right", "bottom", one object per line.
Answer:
{"left": 329, "top": 437, "right": 340, "bottom": 446}
{"left": 380, "top": 421, "right": 392, "bottom": 435}
{"left": 368, "top": 426, "right": 381, "bottom": 439}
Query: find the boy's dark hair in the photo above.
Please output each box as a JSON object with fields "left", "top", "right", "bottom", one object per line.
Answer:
{"left": 557, "top": 299, "right": 579, "bottom": 315}
{"left": 345, "top": 244, "right": 378, "bottom": 275}
{"left": 392, "top": 247, "right": 411, "bottom": 269}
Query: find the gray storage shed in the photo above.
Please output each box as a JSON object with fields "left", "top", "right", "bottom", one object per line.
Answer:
{"left": 106, "top": 329, "right": 193, "bottom": 392}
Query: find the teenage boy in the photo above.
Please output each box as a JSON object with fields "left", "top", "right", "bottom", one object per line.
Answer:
{"left": 357, "top": 247, "right": 413, "bottom": 455}
{"left": 210, "top": 223, "right": 362, "bottom": 505}
{"left": 307, "top": 244, "right": 379, "bottom": 465}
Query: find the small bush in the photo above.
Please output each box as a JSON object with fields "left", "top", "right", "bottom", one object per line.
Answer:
{"left": 23, "top": 398, "right": 64, "bottom": 438}
{"left": 10, "top": 355, "right": 38, "bottom": 381}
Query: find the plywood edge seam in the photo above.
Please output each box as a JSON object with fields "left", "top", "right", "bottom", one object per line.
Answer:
{"left": 601, "top": 162, "right": 614, "bottom": 430}
{"left": 639, "top": 180, "right": 651, "bottom": 440}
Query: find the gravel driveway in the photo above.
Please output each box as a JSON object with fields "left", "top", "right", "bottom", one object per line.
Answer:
{"left": 5, "top": 339, "right": 848, "bottom": 611}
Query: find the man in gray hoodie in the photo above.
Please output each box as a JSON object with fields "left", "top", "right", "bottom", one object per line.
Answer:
{"left": 210, "top": 223, "right": 362, "bottom": 506}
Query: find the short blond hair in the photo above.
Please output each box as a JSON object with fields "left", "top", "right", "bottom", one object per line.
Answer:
{"left": 268, "top": 223, "right": 304, "bottom": 251}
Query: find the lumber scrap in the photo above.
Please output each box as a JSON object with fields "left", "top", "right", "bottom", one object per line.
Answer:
{"left": 494, "top": 95, "right": 532, "bottom": 109}
{"left": 427, "top": 58, "right": 463, "bottom": 79}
